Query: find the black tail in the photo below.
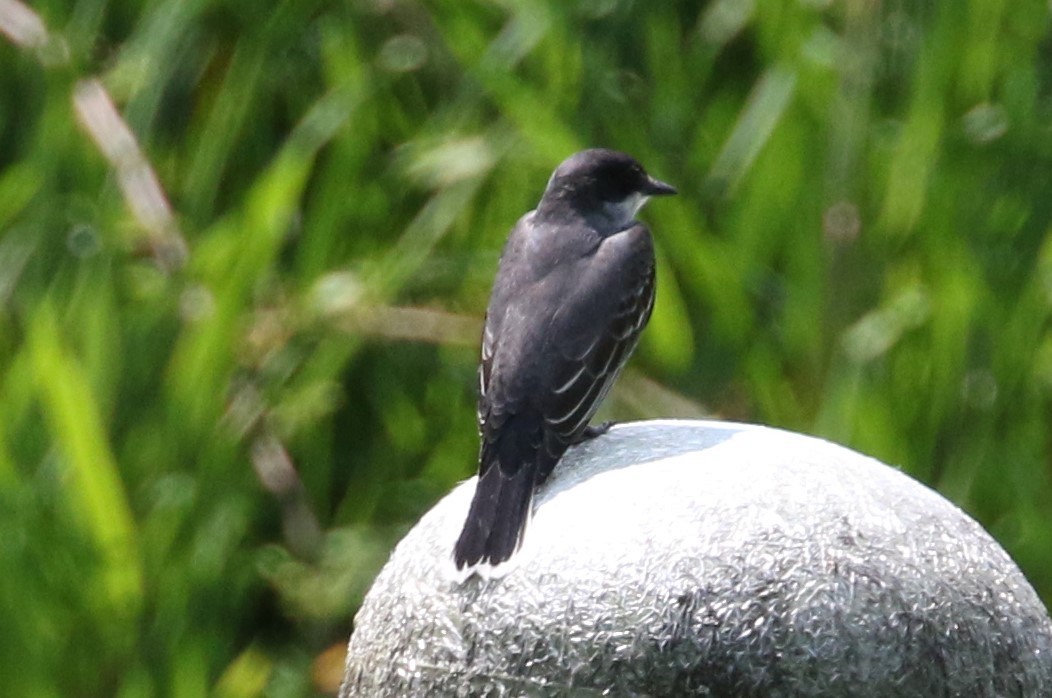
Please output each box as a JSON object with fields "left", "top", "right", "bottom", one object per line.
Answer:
{"left": 454, "top": 414, "right": 569, "bottom": 571}
{"left": 453, "top": 461, "right": 535, "bottom": 570}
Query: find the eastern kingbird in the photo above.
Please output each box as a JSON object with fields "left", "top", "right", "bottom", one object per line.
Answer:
{"left": 453, "top": 148, "right": 676, "bottom": 573}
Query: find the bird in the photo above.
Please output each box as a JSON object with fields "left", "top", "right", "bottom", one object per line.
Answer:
{"left": 453, "top": 148, "right": 677, "bottom": 573}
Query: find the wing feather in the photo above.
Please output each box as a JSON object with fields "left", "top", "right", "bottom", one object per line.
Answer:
{"left": 476, "top": 219, "right": 655, "bottom": 481}
{"left": 540, "top": 224, "right": 655, "bottom": 442}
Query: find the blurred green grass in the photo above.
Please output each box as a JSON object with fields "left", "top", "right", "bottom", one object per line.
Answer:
{"left": 2, "top": 0, "right": 1051, "bottom": 695}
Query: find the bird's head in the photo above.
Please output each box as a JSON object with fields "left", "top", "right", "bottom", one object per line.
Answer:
{"left": 537, "top": 149, "right": 677, "bottom": 228}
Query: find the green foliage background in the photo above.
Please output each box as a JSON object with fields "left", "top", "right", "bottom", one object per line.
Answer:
{"left": 2, "top": 0, "right": 1051, "bottom": 695}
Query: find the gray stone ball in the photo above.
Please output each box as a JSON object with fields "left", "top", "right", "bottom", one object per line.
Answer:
{"left": 341, "top": 420, "right": 1052, "bottom": 697}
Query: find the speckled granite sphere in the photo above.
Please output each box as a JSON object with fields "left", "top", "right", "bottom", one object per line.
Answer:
{"left": 341, "top": 420, "right": 1052, "bottom": 697}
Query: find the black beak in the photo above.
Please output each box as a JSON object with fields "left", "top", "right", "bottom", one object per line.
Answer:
{"left": 644, "top": 175, "right": 677, "bottom": 196}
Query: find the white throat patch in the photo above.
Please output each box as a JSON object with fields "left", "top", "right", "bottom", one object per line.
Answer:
{"left": 604, "top": 192, "right": 648, "bottom": 226}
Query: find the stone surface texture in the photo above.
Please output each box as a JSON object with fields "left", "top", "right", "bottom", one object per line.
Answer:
{"left": 341, "top": 420, "right": 1052, "bottom": 697}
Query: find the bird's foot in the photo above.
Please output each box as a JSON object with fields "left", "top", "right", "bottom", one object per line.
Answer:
{"left": 574, "top": 421, "right": 615, "bottom": 444}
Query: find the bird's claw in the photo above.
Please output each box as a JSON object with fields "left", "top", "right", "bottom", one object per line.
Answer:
{"left": 575, "top": 421, "right": 615, "bottom": 444}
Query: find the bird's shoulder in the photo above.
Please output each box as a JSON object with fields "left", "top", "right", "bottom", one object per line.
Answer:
{"left": 595, "top": 221, "right": 654, "bottom": 264}
{"left": 506, "top": 211, "right": 601, "bottom": 263}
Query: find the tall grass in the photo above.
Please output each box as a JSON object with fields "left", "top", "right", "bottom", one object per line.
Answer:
{"left": 1, "top": 0, "right": 1050, "bottom": 695}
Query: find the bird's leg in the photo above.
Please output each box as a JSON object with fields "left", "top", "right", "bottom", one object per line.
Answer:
{"left": 573, "top": 421, "right": 615, "bottom": 444}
